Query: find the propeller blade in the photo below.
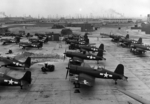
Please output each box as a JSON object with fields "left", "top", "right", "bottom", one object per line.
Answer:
{"left": 66, "top": 69, "right": 69, "bottom": 79}
{"left": 63, "top": 49, "right": 67, "bottom": 60}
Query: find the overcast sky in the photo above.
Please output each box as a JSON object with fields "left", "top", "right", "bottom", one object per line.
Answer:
{"left": 0, "top": 0, "right": 149, "bottom": 18}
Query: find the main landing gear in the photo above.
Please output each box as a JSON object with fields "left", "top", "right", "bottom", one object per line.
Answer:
{"left": 73, "top": 81, "right": 80, "bottom": 93}
{"left": 114, "top": 79, "right": 117, "bottom": 85}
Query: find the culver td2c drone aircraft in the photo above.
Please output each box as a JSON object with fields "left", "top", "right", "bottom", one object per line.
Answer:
{"left": 0, "top": 57, "right": 31, "bottom": 70}
{"left": 0, "top": 71, "right": 31, "bottom": 89}
{"left": 19, "top": 42, "right": 43, "bottom": 49}
{"left": 64, "top": 49, "right": 106, "bottom": 63}
{"left": 66, "top": 64, "right": 128, "bottom": 93}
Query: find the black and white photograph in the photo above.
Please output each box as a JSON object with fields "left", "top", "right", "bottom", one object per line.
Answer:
{"left": 0, "top": 0, "right": 150, "bottom": 104}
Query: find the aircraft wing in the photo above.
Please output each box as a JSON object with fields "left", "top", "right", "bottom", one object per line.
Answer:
{"left": 118, "top": 89, "right": 150, "bottom": 104}
{"left": 88, "top": 43, "right": 96, "bottom": 45}
{"left": 72, "top": 57, "right": 84, "bottom": 63}
{"left": 136, "top": 48, "right": 145, "bottom": 51}
{"left": 78, "top": 73, "right": 95, "bottom": 87}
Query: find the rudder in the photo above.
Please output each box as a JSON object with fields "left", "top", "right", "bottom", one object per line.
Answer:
{"left": 24, "top": 57, "right": 31, "bottom": 68}
{"left": 137, "top": 37, "right": 142, "bottom": 44}
{"left": 114, "top": 64, "right": 124, "bottom": 75}
{"left": 21, "top": 71, "right": 32, "bottom": 84}
{"left": 97, "top": 50, "right": 103, "bottom": 57}
{"left": 99, "top": 43, "right": 104, "bottom": 51}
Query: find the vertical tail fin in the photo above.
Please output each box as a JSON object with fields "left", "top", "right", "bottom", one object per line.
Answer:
{"left": 24, "top": 57, "right": 31, "bottom": 68}
{"left": 21, "top": 71, "right": 32, "bottom": 84}
{"left": 99, "top": 44, "right": 104, "bottom": 51}
{"left": 114, "top": 64, "right": 124, "bottom": 75}
{"left": 20, "top": 71, "right": 32, "bottom": 89}
{"left": 39, "top": 42, "right": 43, "bottom": 47}
{"left": 15, "top": 38, "right": 20, "bottom": 43}
{"left": 97, "top": 50, "right": 103, "bottom": 57}
{"left": 125, "top": 34, "right": 129, "bottom": 39}
{"left": 137, "top": 37, "right": 142, "bottom": 44}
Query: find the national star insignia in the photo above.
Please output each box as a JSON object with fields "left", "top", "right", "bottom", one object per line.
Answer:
{"left": 104, "top": 72, "right": 108, "bottom": 77}
{"left": 4, "top": 79, "right": 18, "bottom": 85}
{"left": 83, "top": 80, "right": 88, "bottom": 84}
{"left": 9, "top": 79, "right": 14, "bottom": 85}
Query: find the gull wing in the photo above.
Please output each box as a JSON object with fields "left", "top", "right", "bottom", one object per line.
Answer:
{"left": 72, "top": 57, "right": 83, "bottom": 63}
{"left": 78, "top": 73, "right": 95, "bottom": 87}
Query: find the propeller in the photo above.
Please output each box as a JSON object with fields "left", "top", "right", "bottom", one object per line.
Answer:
{"left": 66, "top": 64, "right": 70, "bottom": 79}
{"left": 63, "top": 49, "right": 67, "bottom": 61}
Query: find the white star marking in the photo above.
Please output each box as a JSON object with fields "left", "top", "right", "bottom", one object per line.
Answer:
{"left": 4, "top": 79, "right": 18, "bottom": 85}
{"left": 16, "top": 63, "right": 19, "bottom": 66}
{"left": 9, "top": 79, "right": 14, "bottom": 85}
{"left": 109, "top": 75, "right": 112, "bottom": 77}
{"left": 83, "top": 80, "right": 88, "bottom": 85}
{"left": 74, "top": 77, "right": 78, "bottom": 81}
{"left": 104, "top": 73, "right": 108, "bottom": 77}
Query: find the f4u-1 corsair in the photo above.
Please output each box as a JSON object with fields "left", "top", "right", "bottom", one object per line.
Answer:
{"left": 78, "top": 43, "right": 106, "bottom": 53}
{"left": 118, "top": 35, "right": 143, "bottom": 47}
{"left": 0, "top": 71, "right": 31, "bottom": 89}
{"left": 66, "top": 64, "right": 128, "bottom": 93}
{"left": 19, "top": 42, "right": 43, "bottom": 49}
{"left": 130, "top": 43, "right": 150, "bottom": 54}
{"left": 100, "top": 33, "right": 124, "bottom": 42}
{"left": 64, "top": 49, "right": 106, "bottom": 63}
{"left": 0, "top": 57, "right": 31, "bottom": 70}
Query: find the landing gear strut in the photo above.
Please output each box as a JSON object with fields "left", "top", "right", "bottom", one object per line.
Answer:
{"left": 74, "top": 82, "right": 80, "bottom": 93}
{"left": 114, "top": 79, "right": 117, "bottom": 85}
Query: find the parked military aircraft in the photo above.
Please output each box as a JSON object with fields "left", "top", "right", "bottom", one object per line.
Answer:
{"left": 64, "top": 49, "right": 106, "bottom": 63}
{"left": 29, "top": 36, "right": 49, "bottom": 43}
{"left": 19, "top": 42, "right": 43, "bottom": 49}
{"left": 100, "top": 33, "right": 125, "bottom": 42}
{"left": 110, "top": 34, "right": 124, "bottom": 42}
{"left": 66, "top": 64, "right": 127, "bottom": 92}
{"left": 78, "top": 43, "right": 105, "bottom": 53}
{"left": 118, "top": 89, "right": 150, "bottom": 104}
{"left": 130, "top": 43, "right": 150, "bottom": 54}
{"left": 2, "top": 37, "right": 20, "bottom": 45}
{"left": 65, "top": 39, "right": 87, "bottom": 45}
{"left": 0, "top": 71, "right": 31, "bottom": 89}
{"left": 119, "top": 36, "right": 143, "bottom": 47}
{"left": 0, "top": 57, "right": 31, "bottom": 70}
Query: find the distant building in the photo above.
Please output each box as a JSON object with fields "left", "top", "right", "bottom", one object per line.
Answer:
{"left": 0, "top": 27, "right": 9, "bottom": 34}
{"left": 102, "top": 18, "right": 134, "bottom": 23}
{"left": 81, "top": 23, "right": 94, "bottom": 32}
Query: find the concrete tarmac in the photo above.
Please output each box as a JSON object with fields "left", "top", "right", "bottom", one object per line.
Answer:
{"left": 0, "top": 27, "right": 150, "bottom": 104}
